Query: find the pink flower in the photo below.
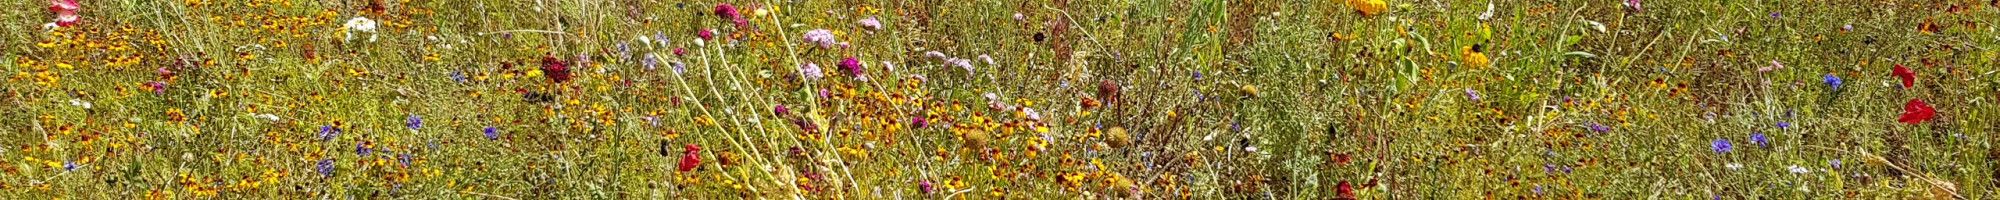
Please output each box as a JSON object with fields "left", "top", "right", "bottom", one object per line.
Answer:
{"left": 838, "top": 57, "right": 863, "bottom": 78}
{"left": 858, "top": 17, "right": 882, "bottom": 31}
{"left": 697, "top": 29, "right": 715, "bottom": 40}
{"left": 49, "top": 0, "right": 80, "bottom": 27}
{"left": 803, "top": 29, "right": 838, "bottom": 49}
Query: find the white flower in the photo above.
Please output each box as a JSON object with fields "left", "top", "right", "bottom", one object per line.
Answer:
{"left": 1786, "top": 165, "right": 1809, "bottom": 174}
{"left": 343, "top": 17, "right": 379, "bottom": 42}
{"left": 978, "top": 54, "right": 995, "bottom": 65}
{"left": 1725, "top": 162, "right": 1743, "bottom": 171}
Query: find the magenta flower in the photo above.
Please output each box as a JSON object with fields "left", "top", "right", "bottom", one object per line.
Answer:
{"left": 838, "top": 57, "right": 863, "bottom": 78}
{"left": 697, "top": 29, "right": 715, "bottom": 40}
{"left": 714, "top": 3, "right": 739, "bottom": 20}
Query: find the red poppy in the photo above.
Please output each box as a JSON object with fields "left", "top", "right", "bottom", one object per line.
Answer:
{"left": 541, "top": 56, "right": 572, "bottom": 83}
{"left": 1892, "top": 64, "right": 1915, "bottom": 88}
{"left": 677, "top": 144, "right": 702, "bottom": 172}
{"left": 1899, "top": 98, "right": 1935, "bottom": 124}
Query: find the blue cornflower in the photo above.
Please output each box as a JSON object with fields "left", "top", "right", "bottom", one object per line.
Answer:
{"left": 318, "top": 125, "right": 341, "bottom": 141}
{"left": 450, "top": 71, "right": 467, "bottom": 83}
{"left": 406, "top": 114, "right": 423, "bottom": 130}
{"left": 357, "top": 142, "right": 372, "bottom": 156}
{"left": 1712, "top": 138, "right": 1733, "bottom": 154}
{"left": 1776, "top": 121, "right": 1791, "bottom": 129}
{"left": 63, "top": 160, "right": 77, "bottom": 171}
{"left": 317, "top": 159, "right": 335, "bottom": 177}
{"left": 1749, "top": 132, "right": 1769, "bottom": 148}
{"left": 484, "top": 126, "right": 499, "bottom": 140}
{"left": 1823, "top": 74, "right": 1843, "bottom": 90}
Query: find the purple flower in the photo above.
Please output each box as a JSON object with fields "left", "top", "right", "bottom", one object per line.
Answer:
{"left": 799, "top": 63, "right": 825, "bottom": 80}
{"left": 63, "top": 160, "right": 76, "bottom": 171}
{"left": 1465, "top": 88, "right": 1482, "bottom": 102}
{"left": 912, "top": 116, "right": 929, "bottom": 128}
{"left": 1823, "top": 74, "right": 1843, "bottom": 90}
{"left": 146, "top": 81, "right": 167, "bottom": 94}
{"left": 1776, "top": 121, "right": 1791, "bottom": 129}
{"left": 919, "top": 180, "right": 935, "bottom": 194}
{"left": 450, "top": 71, "right": 468, "bottom": 83}
{"left": 802, "top": 29, "right": 838, "bottom": 48}
{"left": 671, "top": 61, "right": 686, "bottom": 75}
{"left": 484, "top": 126, "right": 499, "bottom": 140}
{"left": 616, "top": 42, "right": 631, "bottom": 60}
{"left": 318, "top": 125, "right": 341, "bottom": 141}
{"left": 357, "top": 142, "right": 372, "bottom": 156}
{"left": 406, "top": 114, "right": 423, "bottom": 130}
{"left": 1830, "top": 159, "right": 1842, "bottom": 169}
{"left": 1712, "top": 138, "right": 1732, "bottom": 154}
{"left": 858, "top": 16, "right": 882, "bottom": 31}
{"left": 774, "top": 104, "right": 790, "bottom": 116}
{"left": 317, "top": 159, "right": 335, "bottom": 176}
{"left": 642, "top": 54, "right": 660, "bottom": 70}
{"left": 1587, "top": 122, "right": 1610, "bottom": 133}
{"left": 1749, "top": 132, "right": 1768, "bottom": 148}
{"left": 839, "top": 57, "right": 863, "bottom": 78}
{"left": 1625, "top": 0, "right": 1642, "bottom": 12}
{"left": 397, "top": 153, "right": 413, "bottom": 167}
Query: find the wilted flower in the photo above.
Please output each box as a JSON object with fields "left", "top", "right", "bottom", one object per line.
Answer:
{"left": 803, "top": 29, "right": 839, "bottom": 48}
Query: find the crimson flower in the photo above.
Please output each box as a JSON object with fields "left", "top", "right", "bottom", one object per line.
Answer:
{"left": 677, "top": 144, "right": 702, "bottom": 172}
{"left": 1893, "top": 64, "right": 1915, "bottom": 89}
{"left": 542, "top": 56, "right": 572, "bottom": 83}
{"left": 1899, "top": 98, "right": 1935, "bottom": 124}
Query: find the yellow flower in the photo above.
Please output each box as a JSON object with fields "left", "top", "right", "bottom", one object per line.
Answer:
{"left": 1349, "top": 0, "right": 1388, "bottom": 16}
{"left": 1462, "top": 45, "right": 1490, "bottom": 69}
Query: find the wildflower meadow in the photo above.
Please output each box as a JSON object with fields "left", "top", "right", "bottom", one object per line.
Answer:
{"left": 4, "top": 0, "right": 2000, "bottom": 199}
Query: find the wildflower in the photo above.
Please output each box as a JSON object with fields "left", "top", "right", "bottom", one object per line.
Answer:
{"left": 398, "top": 154, "right": 412, "bottom": 167}
{"left": 773, "top": 104, "right": 790, "bottom": 116}
{"left": 1462, "top": 45, "right": 1490, "bottom": 69}
{"left": 697, "top": 29, "right": 715, "bottom": 41}
{"left": 677, "top": 144, "right": 702, "bottom": 172}
{"left": 342, "top": 17, "right": 379, "bottom": 42}
{"left": 1898, "top": 98, "right": 1935, "bottom": 124}
{"left": 1336, "top": 181, "right": 1355, "bottom": 199}
{"left": 405, "top": 114, "right": 423, "bottom": 130}
{"left": 912, "top": 116, "right": 928, "bottom": 128}
{"left": 356, "top": 142, "right": 372, "bottom": 156}
{"left": 1712, "top": 138, "right": 1732, "bottom": 154}
{"left": 641, "top": 54, "right": 660, "bottom": 70}
{"left": 63, "top": 160, "right": 76, "bottom": 171}
{"left": 317, "top": 159, "right": 335, "bottom": 177}
{"left": 1348, "top": 0, "right": 1387, "bottom": 16}
{"left": 1776, "top": 121, "right": 1791, "bottom": 129}
{"left": 1465, "top": 88, "right": 1482, "bottom": 102}
{"left": 838, "top": 57, "right": 864, "bottom": 78}
{"left": 1892, "top": 64, "right": 1915, "bottom": 88}
{"left": 1830, "top": 159, "right": 1842, "bottom": 169}
{"left": 49, "top": 0, "right": 80, "bottom": 27}
{"left": 450, "top": 71, "right": 468, "bottom": 83}
{"left": 1625, "top": 0, "right": 1642, "bottom": 13}
{"left": 1749, "top": 132, "right": 1768, "bottom": 148}
{"left": 1822, "top": 74, "right": 1842, "bottom": 90}
{"left": 483, "top": 126, "right": 499, "bottom": 140}
{"left": 673, "top": 48, "right": 688, "bottom": 56}
{"left": 803, "top": 29, "right": 839, "bottom": 48}
{"left": 919, "top": 180, "right": 936, "bottom": 194}
{"left": 1758, "top": 60, "right": 1784, "bottom": 73}
{"left": 858, "top": 16, "right": 883, "bottom": 31}
{"left": 318, "top": 125, "right": 341, "bottom": 141}
{"left": 1786, "top": 165, "right": 1809, "bottom": 174}
{"left": 541, "top": 56, "right": 572, "bottom": 83}
{"left": 1587, "top": 122, "right": 1610, "bottom": 133}
{"left": 713, "top": 3, "right": 739, "bottom": 20}
{"left": 146, "top": 81, "right": 167, "bottom": 94}
{"left": 949, "top": 58, "right": 973, "bottom": 72}
{"left": 799, "top": 63, "right": 825, "bottom": 80}
{"left": 1105, "top": 127, "right": 1131, "bottom": 148}
{"left": 1013, "top": 13, "right": 1025, "bottom": 22}
{"left": 670, "top": 61, "right": 686, "bottom": 75}
{"left": 978, "top": 54, "right": 995, "bottom": 65}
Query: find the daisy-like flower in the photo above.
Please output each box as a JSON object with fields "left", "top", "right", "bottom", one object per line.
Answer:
{"left": 803, "top": 29, "right": 839, "bottom": 48}
{"left": 858, "top": 16, "right": 883, "bottom": 31}
{"left": 343, "top": 17, "right": 379, "bottom": 42}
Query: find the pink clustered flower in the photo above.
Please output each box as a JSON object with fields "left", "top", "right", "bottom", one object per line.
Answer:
{"left": 838, "top": 57, "right": 864, "bottom": 80}
{"left": 49, "top": 0, "right": 81, "bottom": 27}
{"left": 803, "top": 29, "right": 840, "bottom": 49}
{"left": 858, "top": 17, "right": 882, "bottom": 31}
{"left": 715, "top": 3, "right": 749, "bottom": 28}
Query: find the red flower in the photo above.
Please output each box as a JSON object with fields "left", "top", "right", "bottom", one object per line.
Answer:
{"left": 541, "top": 56, "right": 572, "bottom": 83}
{"left": 677, "top": 144, "right": 702, "bottom": 172}
{"left": 1899, "top": 98, "right": 1935, "bottom": 124}
{"left": 1892, "top": 64, "right": 1915, "bottom": 88}
{"left": 1336, "top": 181, "right": 1356, "bottom": 199}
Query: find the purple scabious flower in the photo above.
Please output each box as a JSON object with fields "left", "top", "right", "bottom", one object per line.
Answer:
{"left": 484, "top": 126, "right": 499, "bottom": 140}
{"left": 1749, "top": 132, "right": 1769, "bottom": 148}
{"left": 1712, "top": 138, "right": 1732, "bottom": 154}
{"left": 858, "top": 16, "right": 882, "bottom": 31}
{"left": 799, "top": 63, "right": 825, "bottom": 80}
{"left": 802, "top": 29, "right": 838, "bottom": 49}
{"left": 1823, "top": 74, "right": 1843, "bottom": 90}
{"left": 317, "top": 159, "right": 336, "bottom": 177}
{"left": 406, "top": 114, "right": 423, "bottom": 130}
{"left": 839, "top": 57, "right": 863, "bottom": 78}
